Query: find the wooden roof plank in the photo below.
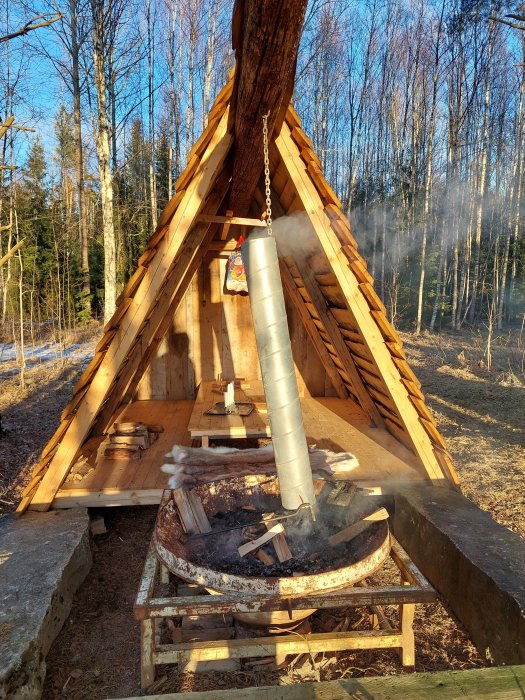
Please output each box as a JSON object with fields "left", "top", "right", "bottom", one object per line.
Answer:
{"left": 280, "top": 261, "right": 348, "bottom": 401}
{"left": 274, "top": 120, "right": 449, "bottom": 482}
{"left": 25, "top": 109, "right": 233, "bottom": 512}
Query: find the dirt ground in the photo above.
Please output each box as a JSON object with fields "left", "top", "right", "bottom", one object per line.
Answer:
{"left": 1, "top": 326, "right": 524, "bottom": 698}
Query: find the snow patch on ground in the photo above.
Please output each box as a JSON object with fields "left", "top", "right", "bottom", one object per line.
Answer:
{"left": 0, "top": 341, "right": 95, "bottom": 379}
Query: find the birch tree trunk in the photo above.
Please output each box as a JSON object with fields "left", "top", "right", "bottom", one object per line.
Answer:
{"left": 147, "top": 0, "right": 157, "bottom": 231}
{"left": 92, "top": 0, "right": 116, "bottom": 322}
{"left": 415, "top": 3, "right": 444, "bottom": 335}
{"left": 69, "top": 0, "right": 90, "bottom": 317}
{"left": 470, "top": 18, "right": 494, "bottom": 322}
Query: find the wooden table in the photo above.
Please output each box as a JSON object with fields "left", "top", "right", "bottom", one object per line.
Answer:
{"left": 188, "top": 380, "right": 270, "bottom": 446}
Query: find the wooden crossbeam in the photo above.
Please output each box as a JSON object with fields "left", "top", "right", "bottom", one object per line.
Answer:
{"left": 153, "top": 630, "right": 403, "bottom": 664}
{"left": 274, "top": 120, "right": 446, "bottom": 482}
{"left": 198, "top": 214, "right": 266, "bottom": 228}
{"left": 28, "top": 109, "right": 233, "bottom": 511}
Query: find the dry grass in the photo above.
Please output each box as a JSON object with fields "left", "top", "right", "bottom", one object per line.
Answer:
{"left": 401, "top": 328, "right": 525, "bottom": 539}
{"left": 0, "top": 322, "right": 100, "bottom": 513}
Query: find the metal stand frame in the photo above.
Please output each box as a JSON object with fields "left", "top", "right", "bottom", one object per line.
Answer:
{"left": 134, "top": 536, "right": 436, "bottom": 690}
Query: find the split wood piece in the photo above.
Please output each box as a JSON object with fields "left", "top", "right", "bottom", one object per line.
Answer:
{"left": 325, "top": 481, "right": 357, "bottom": 507}
{"left": 104, "top": 445, "right": 141, "bottom": 459}
{"left": 146, "top": 424, "right": 164, "bottom": 434}
{"left": 256, "top": 549, "right": 275, "bottom": 565}
{"left": 113, "top": 422, "right": 148, "bottom": 435}
{"left": 328, "top": 508, "right": 389, "bottom": 547}
{"left": 110, "top": 434, "right": 149, "bottom": 449}
{"left": 263, "top": 513, "right": 293, "bottom": 563}
{"left": 89, "top": 515, "right": 107, "bottom": 536}
{"left": 292, "top": 616, "right": 349, "bottom": 670}
{"left": 238, "top": 523, "right": 284, "bottom": 558}
{"left": 172, "top": 488, "right": 211, "bottom": 535}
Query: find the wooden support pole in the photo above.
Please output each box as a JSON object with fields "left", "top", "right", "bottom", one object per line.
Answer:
{"left": 141, "top": 618, "right": 155, "bottom": 688}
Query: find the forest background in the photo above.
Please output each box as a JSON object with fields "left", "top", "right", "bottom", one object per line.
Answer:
{"left": 1, "top": 0, "right": 525, "bottom": 379}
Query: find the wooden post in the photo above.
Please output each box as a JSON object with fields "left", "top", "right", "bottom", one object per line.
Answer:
{"left": 141, "top": 618, "right": 155, "bottom": 688}
{"left": 399, "top": 578, "right": 416, "bottom": 668}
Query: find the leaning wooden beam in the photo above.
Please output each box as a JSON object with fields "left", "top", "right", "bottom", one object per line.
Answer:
{"left": 285, "top": 255, "right": 385, "bottom": 428}
{"left": 27, "top": 109, "right": 233, "bottom": 512}
{"left": 92, "top": 175, "right": 231, "bottom": 434}
{"left": 328, "top": 508, "right": 389, "bottom": 547}
{"left": 228, "top": 0, "right": 308, "bottom": 214}
{"left": 274, "top": 121, "right": 446, "bottom": 483}
{"left": 238, "top": 523, "right": 284, "bottom": 557}
{"left": 261, "top": 182, "right": 379, "bottom": 419}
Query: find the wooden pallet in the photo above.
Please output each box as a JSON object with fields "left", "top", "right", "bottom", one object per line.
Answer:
{"left": 134, "top": 532, "right": 436, "bottom": 690}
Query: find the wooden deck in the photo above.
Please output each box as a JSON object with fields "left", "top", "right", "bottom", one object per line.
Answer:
{"left": 53, "top": 395, "right": 424, "bottom": 508}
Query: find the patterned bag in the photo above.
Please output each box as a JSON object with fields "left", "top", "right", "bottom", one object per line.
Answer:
{"left": 226, "top": 236, "right": 248, "bottom": 292}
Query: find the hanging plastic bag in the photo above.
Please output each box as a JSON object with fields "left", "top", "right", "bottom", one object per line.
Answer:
{"left": 226, "top": 235, "right": 248, "bottom": 292}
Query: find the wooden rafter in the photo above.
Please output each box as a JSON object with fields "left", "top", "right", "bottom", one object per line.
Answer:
{"left": 26, "top": 108, "right": 233, "bottom": 511}
{"left": 274, "top": 120, "right": 449, "bottom": 482}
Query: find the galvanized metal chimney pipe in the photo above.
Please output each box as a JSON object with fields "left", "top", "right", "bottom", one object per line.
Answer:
{"left": 241, "top": 230, "right": 316, "bottom": 510}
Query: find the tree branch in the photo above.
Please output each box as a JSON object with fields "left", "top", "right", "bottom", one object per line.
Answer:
{"left": 0, "top": 12, "right": 63, "bottom": 44}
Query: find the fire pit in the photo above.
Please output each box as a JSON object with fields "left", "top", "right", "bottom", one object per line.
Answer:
{"left": 154, "top": 475, "right": 391, "bottom": 627}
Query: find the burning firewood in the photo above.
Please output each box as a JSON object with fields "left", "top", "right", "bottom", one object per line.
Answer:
{"left": 328, "top": 507, "right": 389, "bottom": 547}
{"left": 238, "top": 523, "right": 284, "bottom": 557}
{"left": 172, "top": 488, "right": 211, "bottom": 535}
{"left": 256, "top": 549, "right": 275, "bottom": 565}
{"left": 263, "top": 513, "right": 293, "bottom": 562}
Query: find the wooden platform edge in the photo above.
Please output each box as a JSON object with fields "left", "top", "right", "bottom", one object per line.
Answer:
{"left": 111, "top": 664, "right": 525, "bottom": 699}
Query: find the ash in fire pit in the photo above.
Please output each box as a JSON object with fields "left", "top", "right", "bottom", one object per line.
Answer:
{"left": 155, "top": 475, "right": 391, "bottom": 595}
{"left": 183, "top": 501, "right": 388, "bottom": 577}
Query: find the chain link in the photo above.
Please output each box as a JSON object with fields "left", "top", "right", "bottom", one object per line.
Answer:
{"left": 262, "top": 112, "right": 273, "bottom": 236}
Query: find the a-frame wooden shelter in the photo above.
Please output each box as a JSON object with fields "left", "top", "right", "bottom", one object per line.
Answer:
{"left": 18, "top": 74, "right": 458, "bottom": 514}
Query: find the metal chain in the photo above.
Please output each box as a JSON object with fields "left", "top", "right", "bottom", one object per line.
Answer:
{"left": 262, "top": 112, "right": 273, "bottom": 236}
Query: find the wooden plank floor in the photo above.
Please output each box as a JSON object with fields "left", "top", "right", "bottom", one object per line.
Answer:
{"left": 54, "top": 396, "right": 423, "bottom": 508}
